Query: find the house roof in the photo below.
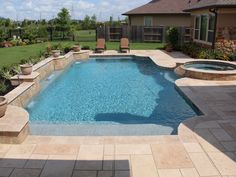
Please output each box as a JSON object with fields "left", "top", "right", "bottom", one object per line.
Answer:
{"left": 185, "top": 0, "right": 236, "bottom": 11}
{"left": 123, "top": 0, "right": 198, "bottom": 15}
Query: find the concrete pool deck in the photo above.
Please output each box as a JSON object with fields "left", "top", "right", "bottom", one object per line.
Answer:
{"left": 0, "top": 50, "right": 236, "bottom": 177}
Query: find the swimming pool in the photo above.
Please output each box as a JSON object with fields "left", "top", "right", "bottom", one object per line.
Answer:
{"left": 26, "top": 57, "right": 198, "bottom": 136}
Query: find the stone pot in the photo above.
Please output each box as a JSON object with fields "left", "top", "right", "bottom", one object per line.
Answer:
{"left": 165, "top": 44, "right": 173, "bottom": 52}
{"left": 20, "top": 64, "right": 33, "bottom": 75}
{"left": 0, "top": 96, "right": 8, "bottom": 118}
{"left": 52, "top": 50, "right": 61, "bottom": 58}
{"left": 73, "top": 45, "right": 81, "bottom": 52}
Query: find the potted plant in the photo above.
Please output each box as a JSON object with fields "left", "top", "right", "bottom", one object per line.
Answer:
{"left": 20, "top": 61, "right": 33, "bottom": 75}
{"left": 51, "top": 43, "right": 62, "bottom": 58}
{"left": 165, "top": 44, "right": 173, "bottom": 52}
{"left": 73, "top": 44, "right": 81, "bottom": 52}
{"left": 52, "top": 50, "right": 61, "bottom": 58}
{"left": 0, "top": 96, "right": 8, "bottom": 118}
{"left": 166, "top": 27, "right": 179, "bottom": 52}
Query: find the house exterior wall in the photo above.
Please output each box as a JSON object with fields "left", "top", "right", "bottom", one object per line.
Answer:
{"left": 217, "top": 13, "right": 236, "bottom": 28}
{"left": 129, "top": 14, "right": 191, "bottom": 27}
{"left": 216, "top": 8, "right": 236, "bottom": 53}
{"left": 189, "top": 7, "right": 236, "bottom": 53}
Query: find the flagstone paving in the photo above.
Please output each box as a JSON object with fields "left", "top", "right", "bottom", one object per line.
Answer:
{"left": 0, "top": 50, "right": 236, "bottom": 177}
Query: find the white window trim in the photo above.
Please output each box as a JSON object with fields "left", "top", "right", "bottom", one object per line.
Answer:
{"left": 193, "top": 14, "right": 215, "bottom": 44}
{"left": 144, "top": 16, "right": 153, "bottom": 27}
{"left": 193, "top": 39, "right": 212, "bottom": 46}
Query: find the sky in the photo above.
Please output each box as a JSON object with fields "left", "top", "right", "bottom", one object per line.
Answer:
{"left": 0, "top": 0, "right": 150, "bottom": 21}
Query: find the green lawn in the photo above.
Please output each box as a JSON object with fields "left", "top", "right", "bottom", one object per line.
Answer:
{"left": 0, "top": 41, "right": 164, "bottom": 67}
{"left": 75, "top": 30, "right": 96, "bottom": 41}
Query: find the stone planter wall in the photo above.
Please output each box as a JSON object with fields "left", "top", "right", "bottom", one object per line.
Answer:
{"left": 215, "top": 39, "right": 236, "bottom": 55}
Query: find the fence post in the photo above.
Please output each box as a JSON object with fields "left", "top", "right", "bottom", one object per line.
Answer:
{"left": 162, "top": 26, "right": 166, "bottom": 43}
{"left": 95, "top": 28, "right": 97, "bottom": 41}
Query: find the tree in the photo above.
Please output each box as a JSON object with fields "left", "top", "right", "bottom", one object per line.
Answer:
{"left": 109, "top": 16, "right": 113, "bottom": 26}
{"left": 4, "top": 19, "right": 11, "bottom": 27}
{"left": 56, "top": 8, "right": 71, "bottom": 40}
{"left": 90, "top": 14, "right": 97, "bottom": 29}
{"left": 41, "top": 19, "right": 47, "bottom": 25}
{"left": 124, "top": 17, "right": 129, "bottom": 24}
{"left": 82, "top": 15, "right": 90, "bottom": 30}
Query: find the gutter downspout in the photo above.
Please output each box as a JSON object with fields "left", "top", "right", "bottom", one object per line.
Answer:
{"left": 209, "top": 8, "right": 218, "bottom": 49}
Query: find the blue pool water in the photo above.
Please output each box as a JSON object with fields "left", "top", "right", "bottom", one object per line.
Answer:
{"left": 185, "top": 63, "right": 236, "bottom": 71}
{"left": 26, "top": 57, "right": 198, "bottom": 136}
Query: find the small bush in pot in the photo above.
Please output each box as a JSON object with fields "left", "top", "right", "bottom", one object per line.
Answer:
{"left": 20, "top": 59, "right": 33, "bottom": 75}
{"left": 73, "top": 44, "right": 81, "bottom": 52}
{"left": 51, "top": 43, "right": 62, "bottom": 58}
{"left": 52, "top": 50, "right": 61, "bottom": 57}
{"left": 165, "top": 43, "right": 173, "bottom": 52}
{"left": 0, "top": 96, "right": 8, "bottom": 118}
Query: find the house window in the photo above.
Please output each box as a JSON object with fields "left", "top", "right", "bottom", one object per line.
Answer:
{"left": 208, "top": 15, "right": 215, "bottom": 42}
{"left": 200, "top": 15, "right": 208, "bottom": 41}
{"left": 194, "top": 16, "right": 200, "bottom": 39}
{"left": 194, "top": 14, "right": 215, "bottom": 43}
{"left": 144, "top": 16, "right": 153, "bottom": 26}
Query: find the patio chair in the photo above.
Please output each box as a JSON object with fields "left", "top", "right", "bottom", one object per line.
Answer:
{"left": 95, "top": 38, "right": 106, "bottom": 53}
{"left": 120, "top": 38, "right": 130, "bottom": 53}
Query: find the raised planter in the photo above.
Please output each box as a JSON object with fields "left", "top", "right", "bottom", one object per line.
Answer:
{"left": 0, "top": 96, "right": 8, "bottom": 118}
{"left": 20, "top": 64, "right": 33, "bottom": 75}
{"left": 73, "top": 45, "right": 81, "bottom": 52}
{"left": 52, "top": 50, "right": 61, "bottom": 58}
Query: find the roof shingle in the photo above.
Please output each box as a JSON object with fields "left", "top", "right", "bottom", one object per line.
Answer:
{"left": 185, "top": 0, "right": 236, "bottom": 11}
{"left": 123, "top": 0, "right": 198, "bottom": 15}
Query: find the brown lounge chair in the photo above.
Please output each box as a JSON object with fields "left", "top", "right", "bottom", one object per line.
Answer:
{"left": 120, "top": 38, "right": 130, "bottom": 53}
{"left": 95, "top": 38, "right": 106, "bottom": 53}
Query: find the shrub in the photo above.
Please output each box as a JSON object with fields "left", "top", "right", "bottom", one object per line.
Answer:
{"left": 181, "top": 43, "right": 232, "bottom": 61}
{"left": 81, "top": 46, "right": 90, "bottom": 50}
{"left": 46, "top": 43, "right": 52, "bottom": 53}
{"left": 0, "top": 69, "right": 12, "bottom": 80}
{"left": 0, "top": 81, "right": 7, "bottom": 95}
{"left": 52, "top": 43, "right": 62, "bottom": 50}
{"left": 198, "top": 50, "right": 209, "bottom": 59}
{"left": 20, "top": 58, "right": 30, "bottom": 64}
{"left": 181, "top": 43, "right": 201, "bottom": 58}
{"left": 166, "top": 27, "right": 179, "bottom": 49}
{"left": 229, "top": 52, "right": 236, "bottom": 61}
{"left": 64, "top": 46, "right": 72, "bottom": 54}
{"left": 12, "top": 65, "right": 21, "bottom": 75}
{"left": 22, "top": 25, "right": 38, "bottom": 41}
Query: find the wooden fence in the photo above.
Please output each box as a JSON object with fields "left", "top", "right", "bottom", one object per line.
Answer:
{"left": 96, "top": 25, "right": 192, "bottom": 45}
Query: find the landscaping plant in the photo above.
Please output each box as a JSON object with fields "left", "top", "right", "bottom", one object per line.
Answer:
{"left": 166, "top": 27, "right": 179, "bottom": 51}
{"left": 181, "top": 42, "right": 232, "bottom": 61}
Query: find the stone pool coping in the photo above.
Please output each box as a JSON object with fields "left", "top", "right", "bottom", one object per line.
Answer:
{"left": 175, "top": 59, "right": 236, "bottom": 81}
{"left": 1, "top": 51, "right": 90, "bottom": 143}
{"left": 0, "top": 50, "right": 236, "bottom": 177}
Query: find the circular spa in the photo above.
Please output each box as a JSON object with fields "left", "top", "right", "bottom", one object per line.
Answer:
{"left": 175, "top": 60, "right": 236, "bottom": 80}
